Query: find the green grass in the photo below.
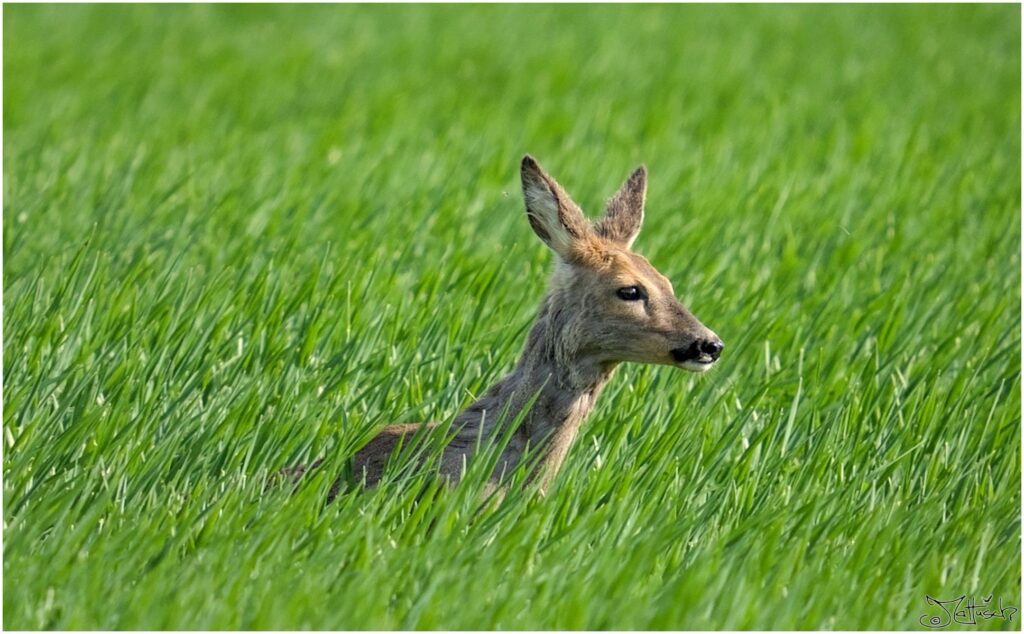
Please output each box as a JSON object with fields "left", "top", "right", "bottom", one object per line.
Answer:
{"left": 3, "top": 4, "right": 1020, "bottom": 630}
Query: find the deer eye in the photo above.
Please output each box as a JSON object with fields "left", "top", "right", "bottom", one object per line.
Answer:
{"left": 616, "top": 286, "right": 645, "bottom": 301}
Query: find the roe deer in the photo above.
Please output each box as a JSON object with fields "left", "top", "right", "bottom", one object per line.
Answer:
{"left": 293, "top": 156, "right": 723, "bottom": 497}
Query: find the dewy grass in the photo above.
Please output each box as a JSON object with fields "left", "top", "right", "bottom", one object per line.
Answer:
{"left": 3, "top": 4, "right": 1021, "bottom": 630}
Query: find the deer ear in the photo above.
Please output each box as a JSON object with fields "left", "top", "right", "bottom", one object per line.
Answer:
{"left": 520, "top": 155, "right": 591, "bottom": 260}
{"left": 595, "top": 165, "right": 646, "bottom": 248}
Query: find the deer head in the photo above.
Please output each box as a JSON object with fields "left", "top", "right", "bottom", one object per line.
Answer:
{"left": 520, "top": 155, "right": 723, "bottom": 373}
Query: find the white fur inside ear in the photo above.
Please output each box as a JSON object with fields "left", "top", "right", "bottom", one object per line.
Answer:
{"left": 524, "top": 180, "right": 574, "bottom": 257}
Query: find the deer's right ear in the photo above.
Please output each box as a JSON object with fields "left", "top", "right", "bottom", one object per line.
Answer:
{"left": 595, "top": 165, "right": 646, "bottom": 248}
{"left": 520, "top": 155, "right": 591, "bottom": 260}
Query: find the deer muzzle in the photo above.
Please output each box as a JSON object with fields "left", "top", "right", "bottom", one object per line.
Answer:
{"left": 670, "top": 337, "right": 724, "bottom": 371}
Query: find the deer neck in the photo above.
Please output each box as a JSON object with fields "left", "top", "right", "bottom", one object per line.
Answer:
{"left": 450, "top": 297, "right": 617, "bottom": 478}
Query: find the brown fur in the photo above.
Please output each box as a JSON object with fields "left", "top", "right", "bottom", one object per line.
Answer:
{"left": 292, "top": 156, "right": 723, "bottom": 497}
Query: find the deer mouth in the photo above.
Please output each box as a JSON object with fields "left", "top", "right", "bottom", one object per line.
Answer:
{"left": 670, "top": 346, "right": 718, "bottom": 372}
{"left": 675, "top": 356, "right": 717, "bottom": 372}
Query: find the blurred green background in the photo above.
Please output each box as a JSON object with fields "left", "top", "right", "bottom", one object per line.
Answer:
{"left": 4, "top": 4, "right": 1020, "bottom": 629}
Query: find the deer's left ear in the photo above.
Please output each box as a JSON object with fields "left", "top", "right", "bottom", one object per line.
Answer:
{"left": 521, "top": 155, "right": 593, "bottom": 261}
{"left": 595, "top": 165, "right": 646, "bottom": 248}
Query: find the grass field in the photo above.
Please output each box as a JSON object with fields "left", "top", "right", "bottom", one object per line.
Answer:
{"left": 3, "top": 4, "right": 1021, "bottom": 630}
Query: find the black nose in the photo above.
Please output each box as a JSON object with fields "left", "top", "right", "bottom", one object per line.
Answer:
{"left": 701, "top": 339, "right": 724, "bottom": 360}
{"left": 670, "top": 338, "right": 724, "bottom": 363}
